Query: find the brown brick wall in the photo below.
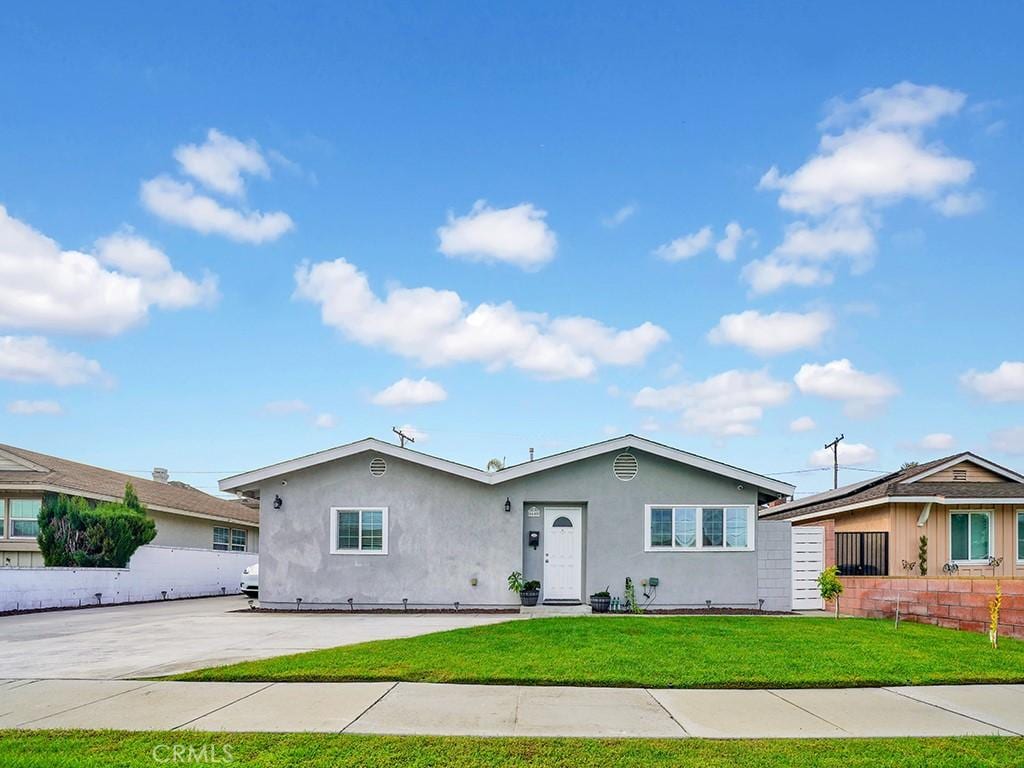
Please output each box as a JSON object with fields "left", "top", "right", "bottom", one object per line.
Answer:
{"left": 833, "top": 577, "right": 1024, "bottom": 640}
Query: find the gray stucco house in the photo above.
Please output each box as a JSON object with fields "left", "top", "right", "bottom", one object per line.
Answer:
{"left": 220, "top": 435, "right": 795, "bottom": 611}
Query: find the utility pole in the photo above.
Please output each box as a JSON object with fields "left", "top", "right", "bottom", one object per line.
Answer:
{"left": 825, "top": 434, "right": 844, "bottom": 490}
{"left": 392, "top": 426, "right": 415, "bottom": 448}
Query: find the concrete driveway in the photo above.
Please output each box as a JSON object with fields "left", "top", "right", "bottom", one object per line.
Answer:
{"left": 0, "top": 596, "right": 519, "bottom": 679}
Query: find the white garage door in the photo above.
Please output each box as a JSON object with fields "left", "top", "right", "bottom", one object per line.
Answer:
{"left": 791, "top": 526, "right": 825, "bottom": 610}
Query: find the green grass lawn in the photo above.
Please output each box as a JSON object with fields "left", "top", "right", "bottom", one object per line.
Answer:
{"left": 170, "top": 616, "right": 1024, "bottom": 688}
{"left": 3, "top": 731, "right": 1022, "bottom": 768}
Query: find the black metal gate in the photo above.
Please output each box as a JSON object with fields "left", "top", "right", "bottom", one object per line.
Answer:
{"left": 836, "top": 532, "right": 889, "bottom": 576}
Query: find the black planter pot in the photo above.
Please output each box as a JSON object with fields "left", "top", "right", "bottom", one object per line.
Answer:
{"left": 520, "top": 589, "right": 540, "bottom": 607}
{"left": 590, "top": 594, "right": 611, "bottom": 613}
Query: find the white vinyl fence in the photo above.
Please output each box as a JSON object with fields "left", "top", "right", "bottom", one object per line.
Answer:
{"left": 0, "top": 545, "right": 257, "bottom": 612}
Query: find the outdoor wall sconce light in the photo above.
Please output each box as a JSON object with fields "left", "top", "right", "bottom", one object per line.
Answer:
{"left": 504, "top": 497, "right": 512, "bottom": 513}
{"left": 273, "top": 494, "right": 283, "bottom": 510}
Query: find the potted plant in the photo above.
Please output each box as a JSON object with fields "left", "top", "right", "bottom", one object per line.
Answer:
{"left": 590, "top": 588, "right": 611, "bottom": 613}
{"left": 508, "top": 571, "right": 541, "bottom": 606}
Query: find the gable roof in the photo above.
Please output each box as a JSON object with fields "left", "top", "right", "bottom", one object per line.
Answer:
{"left": 761, "top": 452, "right": 1024, "bottom": 521}
{"left": 219, "top": 434, "right": 795, "bottom": 496}
{"left": 0, "top": 444, "right": 258, "bottom": 526}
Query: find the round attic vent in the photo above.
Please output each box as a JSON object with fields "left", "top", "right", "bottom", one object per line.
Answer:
{"left": 613, "top": 452, "right": 638, "bottom": 481}
{"left": 369, "top": 457, "right": 387, "bottom": 477}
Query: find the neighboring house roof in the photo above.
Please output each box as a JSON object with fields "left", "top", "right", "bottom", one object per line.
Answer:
{"left": 761, "top": 452, "right": 1024, "bottom": 522}
{"left": 0, "top": 444, "right": 257, "bottom": 526}
{"left": 219, "top": 434, "right": 796, "bottom": 497}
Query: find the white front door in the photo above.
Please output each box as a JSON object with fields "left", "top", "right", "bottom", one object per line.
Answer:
{"left": 543, "top": 506, "right": 582, "bottom": 601}
{"left": 791, "top": 526, "right": 825, "bottom": 610}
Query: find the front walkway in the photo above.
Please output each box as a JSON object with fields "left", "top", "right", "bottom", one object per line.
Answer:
{"left": 3, "top": 679, "right": 1022, "bottom": 737}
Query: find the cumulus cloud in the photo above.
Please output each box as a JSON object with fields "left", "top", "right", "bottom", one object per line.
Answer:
{"left": 141, "top": 177, "right": 294, "bottom": 244}
{"left": 918, "top": 432, "right": 955, "bottom": 451}
{"left": 294, "top": 257, "right": 667, "bottom": 380}
{"left": 396, "top": 424, "right": 428, "bottom": 443}
{"left": 6, "top": 399, "right": 63, "bottom": 415}
{"left": 794, "top": 359, "right": 899, "bottom": 416}
{"left": 173, "top": 129, "right": 270, "bottom": 198}
{"left": 0, "top": 207, "right": 215, "bottom": 335}
{"left": 0, "top": 336, "right": 106, "bottom": 386}
{"left": 437, "top": 200, "right": 556, "bottom": 270}
{"left": 751, "top": 82, "right": 973, "bottom": 293}
{"left": 371, "top": 377, "right": 448, "bottom": 407}
{"left": 715, "top": 221, "right": 753, "bottom": 262}
{"left": 708, "top": 310, "right": 832, "bottom": 356}
{"left": 313, "top": 412, "right": 336, "bottom": 429}
{"left": 809, "top": 441, "right": 878, "bottom": 467}
{"left": 991, "top": 426, "right": 1024, "bottom": 455}
{"left": 602, "top": 203, "right": 638, "bottom": 228}
{"left": 961, "top": 361, "right": 1024, "bottom": 402}
{"left": 790, "top": 416, "right": 816, "bottom": 433}
{"left": 933, "top": 191, "right": 984, "bottom": 217}
{"left": 653, "top": 226, "right": 713, "bottom": 262}
{"left": 633, "top": 369, "right": 791, "bottom": 437}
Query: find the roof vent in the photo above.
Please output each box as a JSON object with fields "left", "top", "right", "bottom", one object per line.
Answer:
{"left": 613, "top": 452, "right": 638, "bottom": 481}
{"left": 952, "top": 468, "right": 967, "bottom": 482}
{"left": 369, "top": 457, "right": 387, "bottom": 477}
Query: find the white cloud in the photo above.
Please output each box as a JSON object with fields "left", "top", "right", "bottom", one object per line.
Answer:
{"left": 809, "top": 441, "right": 878, "bottom": 467}
{"left": 708, "top": 310, "right": 832, "bottom": 356}
{"left": 6, "top": 399, "right": 63, "bottom": 415}
{"left": 715, "top": 221, "right": 753, "bottom": 262}
{"left": 742, "top": 210, "right": 876, "bottom": 294}
{"left": 396, "top": 424, "right": 428, "bottom": 443}
{"left": 919, "top": 432, "right": 955, "bottom": 451}
{"left": 653, "top": 226, "right": 713, "bottom": 262}
{"left": 141, "top": 176, "right": 294, "bottom": 244}
{"left": 633, "top": 369, "right": 791, "bottom": 437}
{"left": 437, "top": 200, "right": 556, "bottom": 270}
{"left": 933, "top": 191, "right": 984, "bottom": 217}
{"left": 991, "top": 426, "right": 1024, "bottom": 455}
{"left": 602, "top": 203, "right": 637, "bottom": 228}
{"left": 790, "top": 416, "right": 816, "bottom": 433}
{"left": 313, "top": 412, "right": 336, "bottom": 429}
{"left": 961, "top": 361, "right": 1024, "bottom": 402}
{"left": 0, "top": 336, "right": 105, "bottom": 386}
{"left": 261, "top": 399, "right": 310, "bottom": 415}
{"left": 794, "top": 359, "right": 899, "bottom": 416}
{"left": 173, "top": 129, "right": 270, "bottom": 198}
{"left": 371, "top": 377, "right": 448, "bottom": 407}
{"left": 822, "top": 82, "right": 966, "bottom": 131}
{"left": 0, "top": 207, "right": 216, "bottom": 335}
{"left": 294, "top": 257, "right": 667, "bottom": 380}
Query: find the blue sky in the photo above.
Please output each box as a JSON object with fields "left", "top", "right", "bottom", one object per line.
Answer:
{"left": 1, "top": 3, "right": 1022, "bottom": 498}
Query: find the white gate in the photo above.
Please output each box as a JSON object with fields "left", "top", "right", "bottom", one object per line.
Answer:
{"left": 791, "top": 526, "right": 825, "bottom": 610}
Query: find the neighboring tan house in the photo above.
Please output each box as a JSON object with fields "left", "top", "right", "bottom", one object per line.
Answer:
{"left": 0, "top": 443, "right": 259, "bottom": 567}
{"left": 219, "top": 434, "right": 795, "bottom": 611}
{"left": 761, "top": 452, "right": 1024, "bottom": 579}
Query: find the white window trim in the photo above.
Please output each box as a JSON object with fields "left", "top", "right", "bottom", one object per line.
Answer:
{"left": 644, "top": 504, "right": 755, "bottom": 552}
{"left": 330, "top": 506, "right": 389, "bottom": 556}
{"left": 213, "top": 525, "right": 230, "bottom": 551}
{"left": 230, "top": 528, "right": 247, "bottom": 552}
{"left": 1016, "top": 509, "right": 1023, "bottom": 565}
{"left": 7, "top": 497, "right": 42, "bottom": 540}
{"left": 948, "top": 509, "right": 994, "bottom": 565}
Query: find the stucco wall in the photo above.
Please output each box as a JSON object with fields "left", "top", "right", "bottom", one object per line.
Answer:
{"left": 149, "top": 509, "right": 259, "bottom": 553}
{"left": 259, "top": 446, "right": 791, "bottom": 610}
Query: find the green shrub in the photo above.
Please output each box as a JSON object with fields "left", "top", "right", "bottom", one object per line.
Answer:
{"left": 37, "top": 483, "right": 157, "bottom": 568}
{"left": 817, "top": 565, "right": 844, "bottom": 619}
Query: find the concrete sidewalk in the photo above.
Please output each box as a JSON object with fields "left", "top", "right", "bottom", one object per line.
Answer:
{"left": 3, "top": 678, "right": 1023, "bottom": 737}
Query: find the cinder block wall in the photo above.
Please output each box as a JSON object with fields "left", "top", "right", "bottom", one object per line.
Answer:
{"left": 837, "top": 577, "right": 1024, "bottom": 640}
{"left": 756, "top": 520, "right": 792, "bottom": 612}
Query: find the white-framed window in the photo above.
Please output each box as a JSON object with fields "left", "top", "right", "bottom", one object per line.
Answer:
{"left": 330, "top": 507, "right": 388, "bottom": 555}
{"left": 230, "top": 528, "right": 247, "bottom": 552}
{"left": 8, "top": 498, "right": 42, "bottom": 539}
{"left": 213, "top": 526, "right": 229, "bottom": 551}
{"left": 949, "top": 510, "right": 992, "bottom": 564}
{"left": 0, "top": 498, "right": 5, "bottom": 538}
{"left": 644, "top": 504, "right": 754, "bottom": 551}
{"left": 1016, "top": 510, "right": 1023, "bottom": 564}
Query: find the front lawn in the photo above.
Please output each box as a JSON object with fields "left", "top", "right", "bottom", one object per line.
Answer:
{"left": 3, "top": 731, "right": 1023, "bottom": 768}
{"left": 171, "top": 616, "right": 1024, "bottom": 688}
